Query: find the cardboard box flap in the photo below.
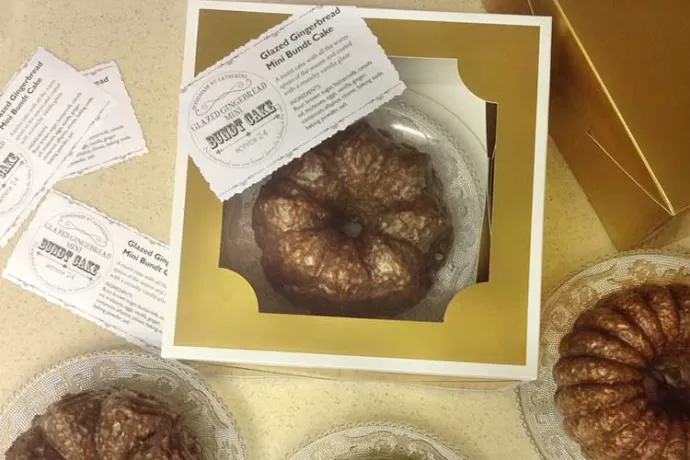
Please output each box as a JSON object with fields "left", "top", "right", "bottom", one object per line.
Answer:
{"left": 488, "top": 0, "right": 690, "bottom": 214}
{"left": 484, "top": 0, "right": 690, "bottom": 246}
{"left": 558, "top": 0, "right": 690, "bottom": 213}
{"left": 526, "top": 0, "right": 690, "bottom": 214}
{"left": 528, "top": 0, "right": 670, "bottom": 214}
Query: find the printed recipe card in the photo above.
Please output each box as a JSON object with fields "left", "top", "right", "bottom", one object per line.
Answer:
{"left": 59, "top": 61, "right": 148, "bottom": 179}
{"left": 179, "top": 6, "right": 405, "bottom": 200}
{"left": 0, "top": 48, "right": 114, "bottom": 245}
{"left": 3, "top": 191, "right": 169, "bottom": 349}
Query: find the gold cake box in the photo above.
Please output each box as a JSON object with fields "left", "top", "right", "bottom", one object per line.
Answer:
{"left": 163, "top": 1, "right": 552, "bottom": 389}
{"left": 483, "top": 0, "right": 690, "bottom": 250}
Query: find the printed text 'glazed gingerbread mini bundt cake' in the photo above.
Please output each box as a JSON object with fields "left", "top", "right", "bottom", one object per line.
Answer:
{"left": 252, "top": 120, "right": 453, "bottom": 318}
{"left": 554, "top": 283, "right": 690, "bottom": 460}
{"left": 6, "top": 387, "right": 201, "bottom": 460}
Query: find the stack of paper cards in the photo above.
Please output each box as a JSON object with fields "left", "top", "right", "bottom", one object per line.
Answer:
{"left": 0, "top": 48, "right": 114, "bottom": 245}
{"left": 1, "top": 48, "right": 156, "bottom": 347}
{"left": 0, "top": 49, "right": 148, "bottom": 246}
{"left": 61, "top": 62, "right": 148, "bottom": 179}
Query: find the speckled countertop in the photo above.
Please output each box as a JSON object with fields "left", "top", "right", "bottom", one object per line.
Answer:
{"left": 1, "top": 0, "right": 685, "bottom": 459}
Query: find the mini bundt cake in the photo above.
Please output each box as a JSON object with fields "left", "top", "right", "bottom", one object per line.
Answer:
{"left": 554, "top": 283, "right": 690, "bottom": 460}
{"left": 251, "top": 120, "right": 453, "bottom": 318}
{"left": 6, "top": 387, "right": 201, "bottom": 460}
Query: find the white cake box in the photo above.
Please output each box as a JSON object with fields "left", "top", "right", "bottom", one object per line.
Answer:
{"left": 163, "top": 1, "right": 551, "bottom": 389}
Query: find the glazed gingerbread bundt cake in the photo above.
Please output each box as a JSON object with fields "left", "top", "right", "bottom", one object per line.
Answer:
{"left": 554, "top": 283, "right": 690, "bottom": 460}
{"left": 6, "top": 388, "right": 201, "bottom": 460}
{"left": 252, "top": 120, "right": 453, "bottom": 318}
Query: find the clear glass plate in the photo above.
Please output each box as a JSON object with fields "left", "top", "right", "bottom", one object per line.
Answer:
{"left": 517, "top": 251, "right": 690, "bottom": 460}
{"left": 221, "top": 90, "right": 486, "bottom": 322}
{"left": 287, "top": 422, "right": 470, "bottom": 460}
{"left": 0, "top": 349, "right": 246, "bottom": 460}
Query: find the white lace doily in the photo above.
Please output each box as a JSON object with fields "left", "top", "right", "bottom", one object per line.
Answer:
{"left": 286, "top": 422, "right": 470, "bottom": 460}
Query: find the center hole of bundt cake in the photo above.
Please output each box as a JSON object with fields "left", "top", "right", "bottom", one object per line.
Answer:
{"left": 643, "top": 352, "right": 690, "bottom": 412}
{"left": 340, "top": 220, "right": 363, "bottom": 238}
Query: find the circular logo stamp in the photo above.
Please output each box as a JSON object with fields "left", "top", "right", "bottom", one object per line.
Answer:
{"left": 189, "top": 70, "right": 287, "bottom": 168}
{"left": 31, "top": 212, "right": 114, "bottom": 293}
{"left": 0, "top": 138, "right": 32, "bottom": 215}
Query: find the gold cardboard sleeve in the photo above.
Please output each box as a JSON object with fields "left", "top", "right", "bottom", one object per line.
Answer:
{"left": 484, "top": 0, "right": 690, "bottom": 249}
{"left": 174, "top": 10, "right": 541, "bottom": 366}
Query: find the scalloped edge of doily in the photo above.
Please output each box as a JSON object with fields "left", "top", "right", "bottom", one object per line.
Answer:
{"left": 541, "top": 248, "right": 690, "bottom": 308}
{"left": 284, "top": 421, "right": 471, "bottom": 460}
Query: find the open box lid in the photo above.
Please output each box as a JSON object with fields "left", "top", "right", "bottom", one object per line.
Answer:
{"left": 489, "top": 0, "right": 690, "bottom": 215}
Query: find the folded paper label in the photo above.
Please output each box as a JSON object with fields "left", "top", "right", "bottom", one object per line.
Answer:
{"left": 0, "top": 48, "right": 114, "bottom": 246}
{"left": 59, "top": 61, "right": 148, "bottom": 180}
{"left": 178, "top": 5, "right": 405, "bottom": 200}
{"left": 3, "top": 190, "right": 168, "bottom": 349}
